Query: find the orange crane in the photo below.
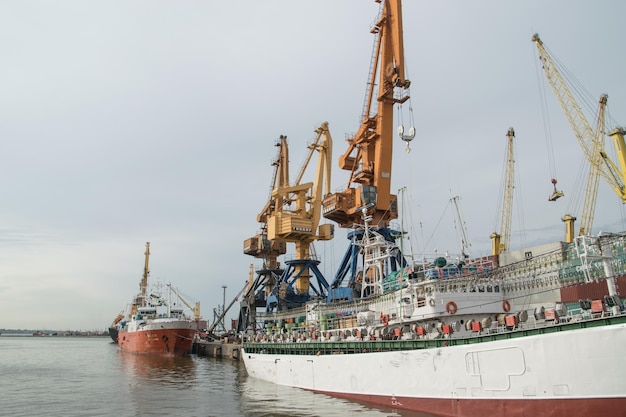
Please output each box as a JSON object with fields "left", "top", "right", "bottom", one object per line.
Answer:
{"left": 322, "top": 0, "right": 412, "bottom": 229}
{"left": 323, "top": 0, "right": 413, "bottom": 294}
{"left": 532, "top": 34, "right": 626, "bottom": 240}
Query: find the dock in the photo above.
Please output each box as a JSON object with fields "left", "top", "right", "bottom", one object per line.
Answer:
{"left": 194, "top": 338, "right": 241, "bottom": 360}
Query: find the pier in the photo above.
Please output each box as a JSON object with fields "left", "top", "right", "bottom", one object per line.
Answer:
{"left": 194, "top": 338, "right": 241, "bottom": 360}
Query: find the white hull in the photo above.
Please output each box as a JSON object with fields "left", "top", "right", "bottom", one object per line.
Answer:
{"left": 243, "top": 322, "right": 626, "bottom": 416}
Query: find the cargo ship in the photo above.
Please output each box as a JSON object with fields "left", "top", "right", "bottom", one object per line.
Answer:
{"left": 242, "top": 207, "right": 626, "bottom": 416}
{"left": 117, "top": 242, "right": 197, "bottom": 357}
{"left": 240, "top": 1, "right": 626, "bottom": 415}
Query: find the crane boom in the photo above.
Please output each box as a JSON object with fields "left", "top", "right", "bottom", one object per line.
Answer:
{"left": 138, "top": 242, "right": 150, "bottom": 305}
{"left": 166, "top": 283, "right": 201, "bottom": 321}
{"left": 323, "top": 0, "right": 410, "bottom": 228}
{"left": 206, "top": 282, "right": 248, "bottom": 335}
{"left": 491, "top": 128, "right": 516, "bottom": 255}
{"left": 450, "top": 195, "right": 471, "bottom": 259}
{"left": 532, "top": 34, "right": 626, "bottom": 237}
{"left": 578, "top": 96, "right": 607, "bottom": 236}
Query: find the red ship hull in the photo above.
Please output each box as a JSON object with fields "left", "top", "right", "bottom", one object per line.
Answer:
{"left": 324, "top": 391, "right": 626, "bottom": 417}
{"left": 118, "top": 325, "right": 196, "bottom": 357}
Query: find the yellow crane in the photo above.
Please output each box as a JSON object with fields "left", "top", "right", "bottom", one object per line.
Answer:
{"left": 532, "top": 34, "right": 626, "bottom": 240}
{"left": 266, "top": 122, "right": 334, "bottom": 294}
{"left": 322, "top": 0, "right": 412, "bottom": 229}
{"left": 491, "top": 128, "right": 516, "bottom": 255}
{"left": 244, "top": 122, "right": 333, "bottom": 315}
{"left": 243, "top": 135, "right": 289, "bottom": 298}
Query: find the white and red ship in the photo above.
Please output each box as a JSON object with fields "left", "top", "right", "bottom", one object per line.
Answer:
{"left": 242, "top": 213, "right": 626, "bottom": 416}
{"left": 240, "top": 1, "right": 626, "bottom": 415}
{"left": 116, "top": 242, "right": 197, "bottom": 357}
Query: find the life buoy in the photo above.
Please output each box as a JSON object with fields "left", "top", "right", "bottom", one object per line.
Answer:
{"left": 429, "top": 298, "right": 436, "bottom": 307}
{"left": 381, "top": 314, "right": 389, "bottom": 325}
{"left": 503, "top": 300, "right": 511, "bottom": 312}
{"left": 446, "top": 301, "right": 458, "bottom": 315}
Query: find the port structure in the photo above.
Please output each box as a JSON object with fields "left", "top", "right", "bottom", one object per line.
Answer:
{"left": 322, "top": 0, "right": 413, "bottom": 297}
{"left": 491, "top": 128, "right": 516, "bottom": 256}
{"left": 243, "top": 123, "right": 334, "bottom": 314}
{"left": 532, "top": 34, "right": 626, "bottom": 240}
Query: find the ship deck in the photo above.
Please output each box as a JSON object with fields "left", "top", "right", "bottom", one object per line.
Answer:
{"left": 243, "top": 313, "right": 626, "bottom": 355}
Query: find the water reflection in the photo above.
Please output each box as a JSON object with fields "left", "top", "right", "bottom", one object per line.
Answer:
{"left": 238, "top": 372, "right": 430, "bottom": 417}
{"left": 118, "top": 351, "right": 196, "bottom": 388}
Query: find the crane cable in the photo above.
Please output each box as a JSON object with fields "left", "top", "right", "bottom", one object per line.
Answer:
{"left": 536, "top": 41, "right": 606, "bottom": 218}
{"left": 396, "top": 63, "right": 416, "bottom": 153}
{"left": 533, "top": 44, "right": 563, "bottom": 202}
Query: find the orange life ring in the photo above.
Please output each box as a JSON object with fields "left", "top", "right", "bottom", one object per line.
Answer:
{"left": 446, "top": 301, "right": 458, "bottom": 315}
{"left": 381, "top": 314, "right": 389, "bottom": 326}
{"left": 503, "top": 300, "right": 511, "bottom": 312}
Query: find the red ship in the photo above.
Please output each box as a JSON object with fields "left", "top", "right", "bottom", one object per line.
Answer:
{"left": 117, "top": 242, "right": 198, "bottom": 357}
{"left": 118, "top": 310, "right": 196, "bottom": 357}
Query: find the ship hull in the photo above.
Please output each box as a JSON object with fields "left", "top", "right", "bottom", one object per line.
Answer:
{"left": 242, "top": 322, "right": 626, "bottom": 417}
{"left": 119, "top": 320, "right": 196, "bottom": 357}
{"left": 108, "top": 326, "right": 119, "bottom": 343}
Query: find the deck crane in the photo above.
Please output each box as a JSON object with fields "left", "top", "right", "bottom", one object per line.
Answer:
{"left": 450, "top": 195, "right": 471, "bottom": 259}
{"left": 491, "top": 128, "right": 516, "bottom": 256}
{"left": 532, "top": 34, "right": 626, "bottom": 240}
{"left": 206, "top": 281, "right": 249, "bottom": 336}
{"left": 165, "top": 283, "right": 201, "bottom": 323}
{"left": 322, "top": 0, "right": 412, "bottom": 230}
{"left": 245, "top": 123, "right": 334, "bottom": 312}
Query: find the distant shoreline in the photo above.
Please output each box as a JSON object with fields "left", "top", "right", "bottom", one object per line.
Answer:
{"left": 0, "top": 331, "right": 110, "bottom": 338}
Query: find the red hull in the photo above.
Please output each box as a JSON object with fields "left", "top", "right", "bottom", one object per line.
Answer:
{"left": 321, "top": 391, "right": 626, "bottom": 417}
{"left": 118, "top": 327, "right": 196, "bottom": 357}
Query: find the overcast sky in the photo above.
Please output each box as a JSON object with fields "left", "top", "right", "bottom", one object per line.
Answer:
{"left": 1, "top": 1, "right": 625, "bottom": 331}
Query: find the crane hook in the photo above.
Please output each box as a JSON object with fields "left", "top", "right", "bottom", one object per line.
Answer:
{"left": 548, "top": 178, "right": 564, "bottom": 201}
{"left": 398, "top": 125, "right": 416, "bottom": 153}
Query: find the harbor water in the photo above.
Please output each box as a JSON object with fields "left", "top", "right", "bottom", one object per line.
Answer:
{"left": 0, "top": 335, "right": 433, "bottom": 417}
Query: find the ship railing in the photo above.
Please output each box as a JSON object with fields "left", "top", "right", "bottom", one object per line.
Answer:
{"left": 483, "top": 306, "right": 622, "bottom": 337}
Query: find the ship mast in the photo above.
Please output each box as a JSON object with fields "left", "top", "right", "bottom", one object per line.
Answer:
{"left": 139, "top": 242, "right": 150, "bottom": 306}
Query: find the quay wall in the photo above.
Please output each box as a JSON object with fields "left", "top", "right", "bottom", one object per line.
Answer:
{"left": 194, "top": 339, "right": 241, "bottom": 360}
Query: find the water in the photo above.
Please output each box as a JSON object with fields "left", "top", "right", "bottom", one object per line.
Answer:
{"left": 0, "top": 336, "right": 432, "bottom": 417}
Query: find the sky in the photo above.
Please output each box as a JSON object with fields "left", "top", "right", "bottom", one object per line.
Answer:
{"left": 1, "top": 1, "right": 625, "bottom": 331}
